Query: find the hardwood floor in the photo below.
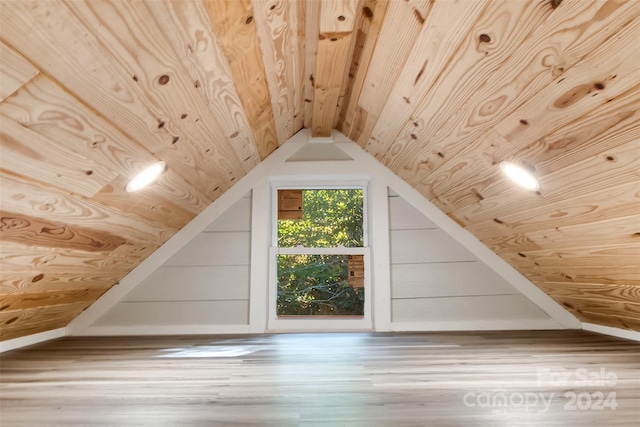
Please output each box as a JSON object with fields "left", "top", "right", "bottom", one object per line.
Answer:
{"left": 1, "top": 331, "right": 639, "bottom": 426}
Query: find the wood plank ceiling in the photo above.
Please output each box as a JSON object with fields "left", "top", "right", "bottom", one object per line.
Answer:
{"left": 0, "top": 0, "right": 638, "bottom": 340}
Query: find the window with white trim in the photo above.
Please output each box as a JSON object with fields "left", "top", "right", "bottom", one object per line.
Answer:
{"left": 274, "top": 188, "right": 367, "bottom": 317}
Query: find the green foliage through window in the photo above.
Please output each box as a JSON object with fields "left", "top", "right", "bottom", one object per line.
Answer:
{"left": 278, "top": 189, "right": 364, "bottom": 248}
{"left": 277, "top": 255, "right": 364, "bottom": 316}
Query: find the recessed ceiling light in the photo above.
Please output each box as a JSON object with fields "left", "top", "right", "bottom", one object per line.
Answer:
{"left": 125, "top": 161, "right": 166, "bottom": 192}
{"left": 499, "top": 161, "right": 540, "bottom": 192}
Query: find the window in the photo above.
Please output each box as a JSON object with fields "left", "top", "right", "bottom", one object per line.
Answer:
{"left": 274, "top": 188, "right": 366, "bottom": 317}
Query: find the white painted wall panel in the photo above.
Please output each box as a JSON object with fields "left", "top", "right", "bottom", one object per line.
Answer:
{"left": 392, "top": 295, "right": 550, "bottom": 323}
{"left": 389, "top": 196, "right": 437, "bottom": 230}
{"left": 165, "top": 232, "right": 250, "bottom": 266}
{"left": 391, "top": 262, "right": 517, "bottom": 299}
{"left": 388, "top": 190, "right": 552, "bottom": 329}
{"left": 124, "top": 266, "right": 250, "bottom": 302}
{"left": 390, "top": 229, "right": 476, "bottom": 264}
{"left": 204, "top": 196, "right": 251, "bottom": 232}
{"left": 92, "top": 195, "right": 252, "bottom": 331}
{"left": 96, "top": 301, "right": 249, "bottom": 326}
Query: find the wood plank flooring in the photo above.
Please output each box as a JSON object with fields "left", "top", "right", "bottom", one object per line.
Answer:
{"left": 1, "top": 331, "right": 639, "bottom": 426}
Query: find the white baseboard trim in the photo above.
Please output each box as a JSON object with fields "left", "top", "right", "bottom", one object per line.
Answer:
{"left": 582, "top": 322, "right": 640, "bottom": 342}
{"left": 73, "top": 325, "right": 251, "bottom": 336}
{"left": 390, "top": 318, "right": 566, "bottom": 332}
{"left": 0, "top": 328, "right": 66, "bottom": 353}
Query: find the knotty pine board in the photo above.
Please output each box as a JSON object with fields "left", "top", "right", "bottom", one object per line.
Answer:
{"left": 521, "top": 265, "right": 639, "bottom": 287}
{"left": 291, "top": 0, "right": 306, "bottom": 132}
{"left": 1, "top": 270, "right": 128, "bottom": 296}
{"left": 64, "top": 0, "right": 247, "bottom": 184}
{"left": 0, "top": 288, "right": 107, "bottom": 313}
{"left": 345, "top": 0, "right": 432, "bottom": 145}
{"left": 337, "top": 0, "right": 389, "bottom": 136}
{"left": 0, "top": 174, "right": 175, "bottom": 247}
{"left": 0, "top": 242, "right": 144, "bottom": 294}
{"left": 205, "top": 0, "right": 280, "bottom": 158}
{"left": 448, "top": 138, "right": 640, "bottom": 225}
{"left": 0, "top": 301, "right": 89, "bottom": 341}
{"left": 364, "top": 0, "right": 488, "bottom": 159}
{"left": 144, "top": 0, "right": 261, "bottom": 171}
{"left": 251, "top": 0, "right": 299, "bottom": 143}
{"left": 501, "top": 243, "right": 640, "bottom": 270}
{"left": 91, "top": 177, "right": 196, "bottom": 231}
{"left": 310, "top": 0, "right": 358, "bottom": 137}
{"left": 377, "top": 0, "right": 552, "bottom": 165}
{"left": 383, "top": 0, "right": 640, "bottom": 184}
{"left": 0, "top": 41, "right": 38, "bottom": 102}
{"left": 481, "top": 215, "right": 639, "bottom": 254}
{"left": 0, "top": 210, "right": 127, "bottom": 253}
{"left": 568, "top": 308, "right": 640, "bottom": 330}
{"left": 0, "top": 1, "right": 240, "bottom": 199}
{"left": 0, "top": 116, "right": 117, "bottom": 198}
{"left": 426, "top": 81, "right": 640, "bottom": 203}
{"left": 538, "top": 282, "right": 640, "bottom": 307}
{"left": 302, "top": 0, "right": 320, "bottom": 129}
{"left": 0, "top": 76, "right": 211, "bottom": 216}
{"left": 463, "top": 181, "right": 639, "bottom": 238}
{"left": 552, "top": 296, "right": 640, "bottom": 321}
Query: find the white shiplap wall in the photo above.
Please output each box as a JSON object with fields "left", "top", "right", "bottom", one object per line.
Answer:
{"left": 92, "top": 194, "right": 252, "bottom": 330}
{"left": 389, "top": 191, "right": 552, "bottom": 328}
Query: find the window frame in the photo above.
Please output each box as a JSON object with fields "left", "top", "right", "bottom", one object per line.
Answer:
{"left": 267, "top": 178, "right": 372, "bottom": 331}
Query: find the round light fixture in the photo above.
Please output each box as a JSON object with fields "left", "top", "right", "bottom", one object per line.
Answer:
{"left": 125, "top": 161, "right": 166, "bottom": 192}
{"left": 499, "top": 161, "right": 540, "bottom": 192}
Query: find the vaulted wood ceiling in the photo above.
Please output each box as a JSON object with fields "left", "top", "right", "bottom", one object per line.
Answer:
{"left": 1, "top": 0, "right": 639, "bottom": 340}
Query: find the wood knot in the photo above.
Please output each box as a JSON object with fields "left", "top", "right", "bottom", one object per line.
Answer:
{"left": 32, "top": 273, "right": 45, "bottom": 282}
{"left": 605, "top": 155, "right": 614, "bottom": 161}
{"left": 519, "top": 119, "right": 528, "bottom": 125}
{"left": 593, "top": 82, "right": 605, "bottom": 90}
{"left": 245, "top": 16, "right": 253, "bottom": 24}
{"left": 551, "top": 0, "right": 563, "bottom": 9}
{"left": 363, "top": 7, "right": 373, "bottom": 18}
{"left": 493, "top": 218, "right": 504, "bottom": 224}
{"left": 479, "top": 34, "right": 491, "bottom": 43}
{"left": 518, "top": 252, "right": 527, "bottom": 258}
{"left": 158, "top": 74, "right": 170, "bottom": 85}
{"left": 337, "top": 15, "right": 345, "bottom": 21}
